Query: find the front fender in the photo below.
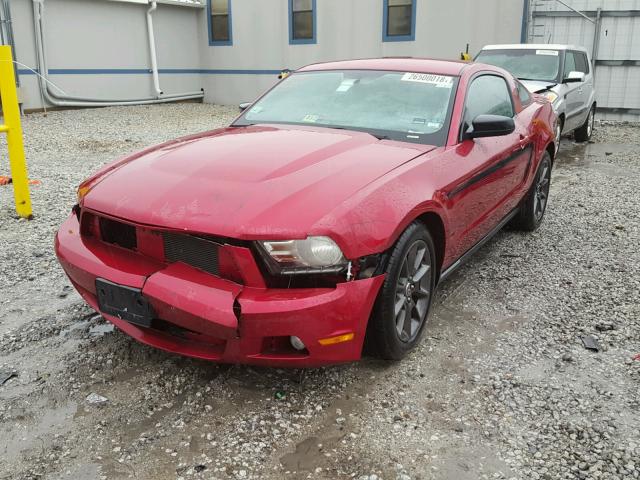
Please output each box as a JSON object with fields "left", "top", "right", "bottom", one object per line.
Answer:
{"left": 311, "top": 156, "right": 451, "bottom": 261}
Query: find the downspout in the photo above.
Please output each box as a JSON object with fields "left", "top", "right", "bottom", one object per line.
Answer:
{"left": 1, "top": 0, "right": 20, "bottom": 86}
{"left": 146, "top": 1, "right": 163, "bottom": 97}
{"left": 520, "top": 0, "right": 530, "bottom": 43}
{"left": 31, "top": 0, "right": 203, "bottom": 107}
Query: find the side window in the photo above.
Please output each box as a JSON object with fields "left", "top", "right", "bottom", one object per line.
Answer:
{"left": 575, "top": 52, "right": 590, "bottom": 74}
{"left": 564, "top": 51, "right": 577, "bottom": 78}
{"left": 289, "top": 0, "right": 316, "bottom": 44}
{"left": 463, "top": 75, "right": 515, "bottom": 133}
{"left": 383, "top": 0, "right": 416, "bottom": 41}
{"left": 516, "top": 81, "right": 532, "bottom": 107}
{"left": 209, "top": 0, "right": 232, "bottom": 45}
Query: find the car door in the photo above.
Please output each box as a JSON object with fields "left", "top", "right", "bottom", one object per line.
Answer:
{"left": 562, "top": 51, "right": 584, "bottom": 131}
{"left": 573, "top": 51, "right": 593, "bottom": 122}
{"left": 445, "top": 74, "right": 533, "bottom": 261}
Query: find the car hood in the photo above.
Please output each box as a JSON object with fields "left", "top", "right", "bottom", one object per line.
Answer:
{"left": 84, "top": 124, "right": 434, "bottom": 239}
{"left": 520, "top": 79, "right": 558, "bottom": 94}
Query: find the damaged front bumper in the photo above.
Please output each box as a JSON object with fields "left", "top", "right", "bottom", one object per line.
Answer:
{"left": 55, "top": 213, "right": 384, "bottom": 367}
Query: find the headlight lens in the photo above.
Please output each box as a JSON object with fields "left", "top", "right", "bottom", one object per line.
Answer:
{"left": 259, "top": 236, "right": 347, "bottom": 272}
{"left": 541, "top": 90, "right": 559, "bottom": 103}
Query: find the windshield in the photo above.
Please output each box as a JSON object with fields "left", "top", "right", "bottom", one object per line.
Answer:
{"left": 234, "top": 70, "right": 458, "bottom": 146}
{"left": 476, "top": 49, "right": 561, "bottom": 83}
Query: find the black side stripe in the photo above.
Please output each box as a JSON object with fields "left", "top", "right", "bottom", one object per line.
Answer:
{"left": 447, "top": 144, "right": 533, "bottom": 199}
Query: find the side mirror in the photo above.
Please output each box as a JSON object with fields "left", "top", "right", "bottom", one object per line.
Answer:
{"left": 464, "top": 114, "right": 515, "bottom": 140}
{"left": 563, "top": 71, "right": 585, "bottom": 83}
{"left": 239, "top": 102, "right": 252, "bottom": 112}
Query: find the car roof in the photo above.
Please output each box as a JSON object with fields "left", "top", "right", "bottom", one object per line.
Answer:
{"left": 298, "top": 58, "right": 471, "bottom": 77}
{"left": 481, "top": 43, "right": 589, "bottom": 53}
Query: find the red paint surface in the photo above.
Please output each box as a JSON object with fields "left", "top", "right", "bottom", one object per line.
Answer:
{"left": 55, "top": 59, "right": 556, "bottom": 366}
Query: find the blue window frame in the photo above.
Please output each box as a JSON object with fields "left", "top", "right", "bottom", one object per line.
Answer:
{"left": 208, "top": 0, "right": 232, "bottom": 46}
{"left": 383, "top": 0, "right": 416, "bottom": 42}
{"left": 289, "top": 0, "right": 316, "bottom": 45}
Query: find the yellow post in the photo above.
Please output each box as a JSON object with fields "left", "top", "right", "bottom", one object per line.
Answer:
{"left": 0, "top": 45, "right": 32, "bottom": 219}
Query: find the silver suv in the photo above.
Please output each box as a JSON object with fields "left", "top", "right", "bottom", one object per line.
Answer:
{"left": 476, "top": 44, "right": 596, "bottom": 147}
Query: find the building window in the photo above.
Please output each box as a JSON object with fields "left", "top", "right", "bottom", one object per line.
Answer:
{"left": 289, "top": 0, "right": 316, "bottom": 45}
{"left": 383, "top": 0, "right": 416, "bottom": 42}
{"left": 209, "top": 0, "right": 232, "bottom": 45}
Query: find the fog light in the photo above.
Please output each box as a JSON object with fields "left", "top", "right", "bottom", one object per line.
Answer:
{"left": 290, "top": 336, "right": 306, "bottom": 351}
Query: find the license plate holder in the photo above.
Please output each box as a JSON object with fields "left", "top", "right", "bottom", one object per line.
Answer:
{"left": 96, "top": 278, "right": 155, "bottom": 328}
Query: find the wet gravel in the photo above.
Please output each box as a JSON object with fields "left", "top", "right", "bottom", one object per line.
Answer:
{"left": 0, "top": 105, "right": 639, "bottom": 480}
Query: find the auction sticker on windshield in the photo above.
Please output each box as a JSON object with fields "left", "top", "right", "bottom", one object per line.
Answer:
{"left": 536, "top": 50, "right": 559, "bottom": 56}
{"left": 401, "top": 73, "right": 454, "bottom": 88}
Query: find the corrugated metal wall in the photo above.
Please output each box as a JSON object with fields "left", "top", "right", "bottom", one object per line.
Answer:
{"left": 529, "top": 0, "right": 640, "bottom": 121}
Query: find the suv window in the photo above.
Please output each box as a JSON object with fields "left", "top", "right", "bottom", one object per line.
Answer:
{"left": 574, "top": 51, "right": 590, "bottom": 74}
{"left": 564, "top": 51, "right": 577, "bottom": 78}
{"left": 463, "top": 75, "right": 514, "bottom": 133}
{"left": 516, "top": 80, "right": 532, "bottom": 106}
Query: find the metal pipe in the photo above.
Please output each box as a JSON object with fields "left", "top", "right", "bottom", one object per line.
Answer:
{"left": 551, "top": 0, "right": 596, "bottom": 23}
{"left": 520, "top": 0, "right": 530, "bottom": 43}
{"left": 591, "top": 7, "right": 602, "bottom": 78}
{"left": 146, "top": 1, "right": 163, "bottom": 97}
{"left": 2, "top": 0, "right": 20, "bottom": 86}
{"left": 31, "top": 0, "right": 203, "bottom": 107}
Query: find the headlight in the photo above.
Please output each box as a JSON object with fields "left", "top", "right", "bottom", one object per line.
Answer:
{"left": 541, "top": 91, "right": 559, "bottom": 103}
{"left": 257, "top": 236, "right": 347, "bottom": 274}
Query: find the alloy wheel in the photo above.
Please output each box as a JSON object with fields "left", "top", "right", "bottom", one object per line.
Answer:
{"left": 394, "top": 240, "right": 432, "bottom": 343}
{"left": 534, "top": 160, "right": 551, "bottom": 221}
{"left": 586, "top": 109, "right": 594, "bottom": 138}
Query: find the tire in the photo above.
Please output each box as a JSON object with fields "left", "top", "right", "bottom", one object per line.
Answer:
{"left": 367, "top": 222, "right": 437, "bottom": 360}
{"left": 511, "top": 152, "right": 552, "bottom": 232}
{"left": 574, "top": 105, "right": 595, "bottom": 142}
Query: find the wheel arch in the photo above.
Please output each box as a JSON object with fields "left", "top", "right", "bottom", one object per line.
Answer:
{"left": 358, "top": 209, "right": 447, "bottom": 283}
{"left": 415, "top": 211, "right": 446, "bottom": 281}
{"left": 545, "top": 141, "right": 556, "bottom": 166}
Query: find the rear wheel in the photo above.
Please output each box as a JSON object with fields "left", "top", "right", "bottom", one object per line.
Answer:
{"left": 368, "top": 223, "right": 436, "bottom": 360}
{"left": 511, "top": 152, "right": 552, "bottom": 231}
{"left": 574, "top": 106, "right": 595, "bottom": 142}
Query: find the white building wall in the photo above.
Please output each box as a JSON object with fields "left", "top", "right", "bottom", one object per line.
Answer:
{"left": 9, "top": 0, "right": 204, "bottom": 110}
{"left": 199, "top": 0, "right": 525, "bottom": 105}
{"left": 7, "top": 0, "right": 525, "bottom": 110}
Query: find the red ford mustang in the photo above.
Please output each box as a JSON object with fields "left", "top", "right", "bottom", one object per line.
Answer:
{"left": 55, "top": 58, "right": 556, "bottom": 367}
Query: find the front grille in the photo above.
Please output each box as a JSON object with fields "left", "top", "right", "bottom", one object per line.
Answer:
{"left": 99, "top": 217, "right": 137, "bottom": 250}
{"left": 162, "top": 232, "right": 219, "bottom": 275}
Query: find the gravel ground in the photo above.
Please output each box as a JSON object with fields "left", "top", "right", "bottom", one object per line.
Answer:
{"left": 0, "top": 104, "right": 638, "bottom": 480}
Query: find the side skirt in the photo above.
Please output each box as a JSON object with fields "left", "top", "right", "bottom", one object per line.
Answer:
{"left": 438, "top": 207, "right": 519, "bottom": 284}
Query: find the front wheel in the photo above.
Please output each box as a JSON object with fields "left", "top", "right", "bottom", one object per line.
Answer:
{"left": 511, "top": 152, "right": 552, "bottom": 232}
{"left": 574, "top": 106, "right": 595, "bottom": 142}
{"left": 554, "top": 118, "right": 563, "bottom": 155}
{"left": 368, "top": 223, "right": 436, "bottom": 360}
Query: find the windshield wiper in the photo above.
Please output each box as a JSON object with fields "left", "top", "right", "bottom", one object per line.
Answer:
{"left": 518, "top": 77, "right": 555, "bottom": 84}
{"left": 327, "top": 126, "right": 389, "bottom": 140}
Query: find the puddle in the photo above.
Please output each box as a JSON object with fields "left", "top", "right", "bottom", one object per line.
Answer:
{"left": 556, "top": 141, "right": 637, "bottom": 167}
{"left": 89, "top": 323, "right": 115, "bottom": 336}
{"left": 58, "top": 320, "right": 88, "bottom": 338}
{"left": 0, "top": 400, "right": 77, "bottom": 458}
{"left": 58, "top": 315, "right": 113, "bottom": 338}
